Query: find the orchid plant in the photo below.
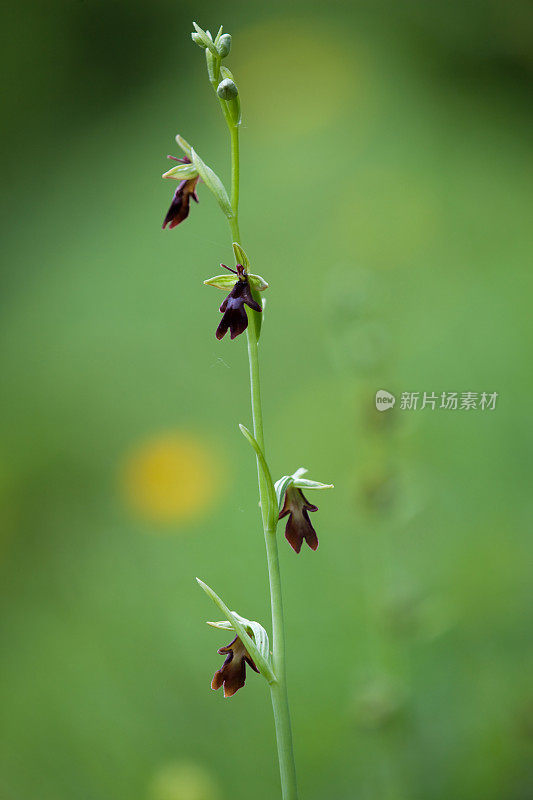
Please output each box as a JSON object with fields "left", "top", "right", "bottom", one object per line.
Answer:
{"left": 160, "top": 23, "right": 333, "bottom": 800}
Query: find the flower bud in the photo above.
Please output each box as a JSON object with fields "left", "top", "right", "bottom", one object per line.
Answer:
{"left": 217, "top": 78, "right": 238, "bottom": 100}
{"left": 190, "top": 22, "right": 218, "bottom": 55}
{"left": 217, "top": 33, "right": 232, "bottom": 57}
{"left": 191, "top": 31, "right": 205, "bottom": 48}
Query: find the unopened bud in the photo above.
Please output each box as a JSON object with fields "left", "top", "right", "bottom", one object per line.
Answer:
{"left": 191, "top": 32, "right": 205, "bottom": 48}
{"left": 191, "top": 22, "right": 218, "bottom": 55}
{"left": 217, "top": 34, "right": 232, "bottom": 58}
{"left": 217, "top": 78, "right": 238, "bottom": 100}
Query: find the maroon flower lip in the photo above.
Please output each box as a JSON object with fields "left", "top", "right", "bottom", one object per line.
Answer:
{"left": 162, "top": 177, "right": 199, "bottom": 229}
{"left": 211, "top": 635, "right": 259, "bottom": 697}
{"left": 279, "top": 485, "right": 319, "bottom": 553}
{"left": 215, "top": 266, "right": 261, "bottom": 340}
{"left": 162, "top": 156, "right": 199, "bottom": 229}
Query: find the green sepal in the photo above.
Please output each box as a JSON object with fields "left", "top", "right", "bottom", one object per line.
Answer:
{"left": 203, "top": 274, "right": 237, "bottom": 291}
{"left": 248, "top": 274, "right": 268, "bottom": 291}
{"left": 275, "top": 468, "right": 334, "bottom": 512}
{"left": 203, "top": 273, "right": 267, "bottom": 292}
{"left": 291, "top": 467, "right": 334, "bottom": 490}
{"left": 232, "top": 242, "right": 249, "bottom": 269}
{"left": 206, "top": 612, "right": 270, "bottom": 664}
{"left": 238, "top": 424, "right": 277, "bottom": 527}
{"left": 274, "top": 475, "right": 294, "bottom": 513}
{"left": 190, "top": 147, "right": 233, "bottom": 219}
{"left": 196, "top": 578, "right": 276, "bottom": 683}
{"left": 294, "top": 477, "right": 335, "bottom": 490}
{"left": 161, "top": 163, "right": 198, "bottom": 180}
{"left": 175, "top": 134, "right": 193, "bottom": 159}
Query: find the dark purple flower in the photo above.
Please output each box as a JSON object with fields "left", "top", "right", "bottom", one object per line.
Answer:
{"left": 216, "top": 266, "right": 262, "bottom": 340}
{"left": 162, "top": 156, "right": 199, "bottom": 229}
{"left": 279, "top": 486, "right": 319, "bottom": 553}
{"left": 211, "top": 635, "right": 259, "bottom": 697}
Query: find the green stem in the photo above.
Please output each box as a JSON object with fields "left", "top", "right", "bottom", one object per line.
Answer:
{"left": 210, "top": 56, "right": 298, "bottom": 800}
{"left": 247, "top": 309, "right": 298, "bottom": 800}
{"left": 247, "top": 326, "right": 298, "bottom": 800}
{"left": 230, "top": 124, "right": 239, "bottom": 214}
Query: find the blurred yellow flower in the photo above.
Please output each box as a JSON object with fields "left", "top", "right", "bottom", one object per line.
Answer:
{"left": 148, "top": 760, "right": 220, "bottom": 800}
{"left": 121, "top": 431, "right": 222, "bottom": 525}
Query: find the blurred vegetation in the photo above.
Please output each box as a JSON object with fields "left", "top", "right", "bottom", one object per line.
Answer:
{"left": 1, "top": 1, "right": 532, "bottom": 799}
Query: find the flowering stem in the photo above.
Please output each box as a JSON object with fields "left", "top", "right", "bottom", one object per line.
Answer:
{"left": 210, "top": 54, "right": 298, "bottom": 800}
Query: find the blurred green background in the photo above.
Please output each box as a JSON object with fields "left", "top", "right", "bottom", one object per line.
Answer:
{"left": 1, "top": 1, "right": 532, "bottom": 798}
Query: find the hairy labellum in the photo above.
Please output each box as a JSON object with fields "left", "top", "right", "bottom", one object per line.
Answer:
{"left": 279, "top": 486, "right": 319, "bottom": 553}
{"left": 216, "top": 274, "right": 261, "bottom": 340}
{"left": 162, "top": 175, "right": 199, "bottom": 229}
{"left": 211, "top": 635, "right": 259, "bottom": 697}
